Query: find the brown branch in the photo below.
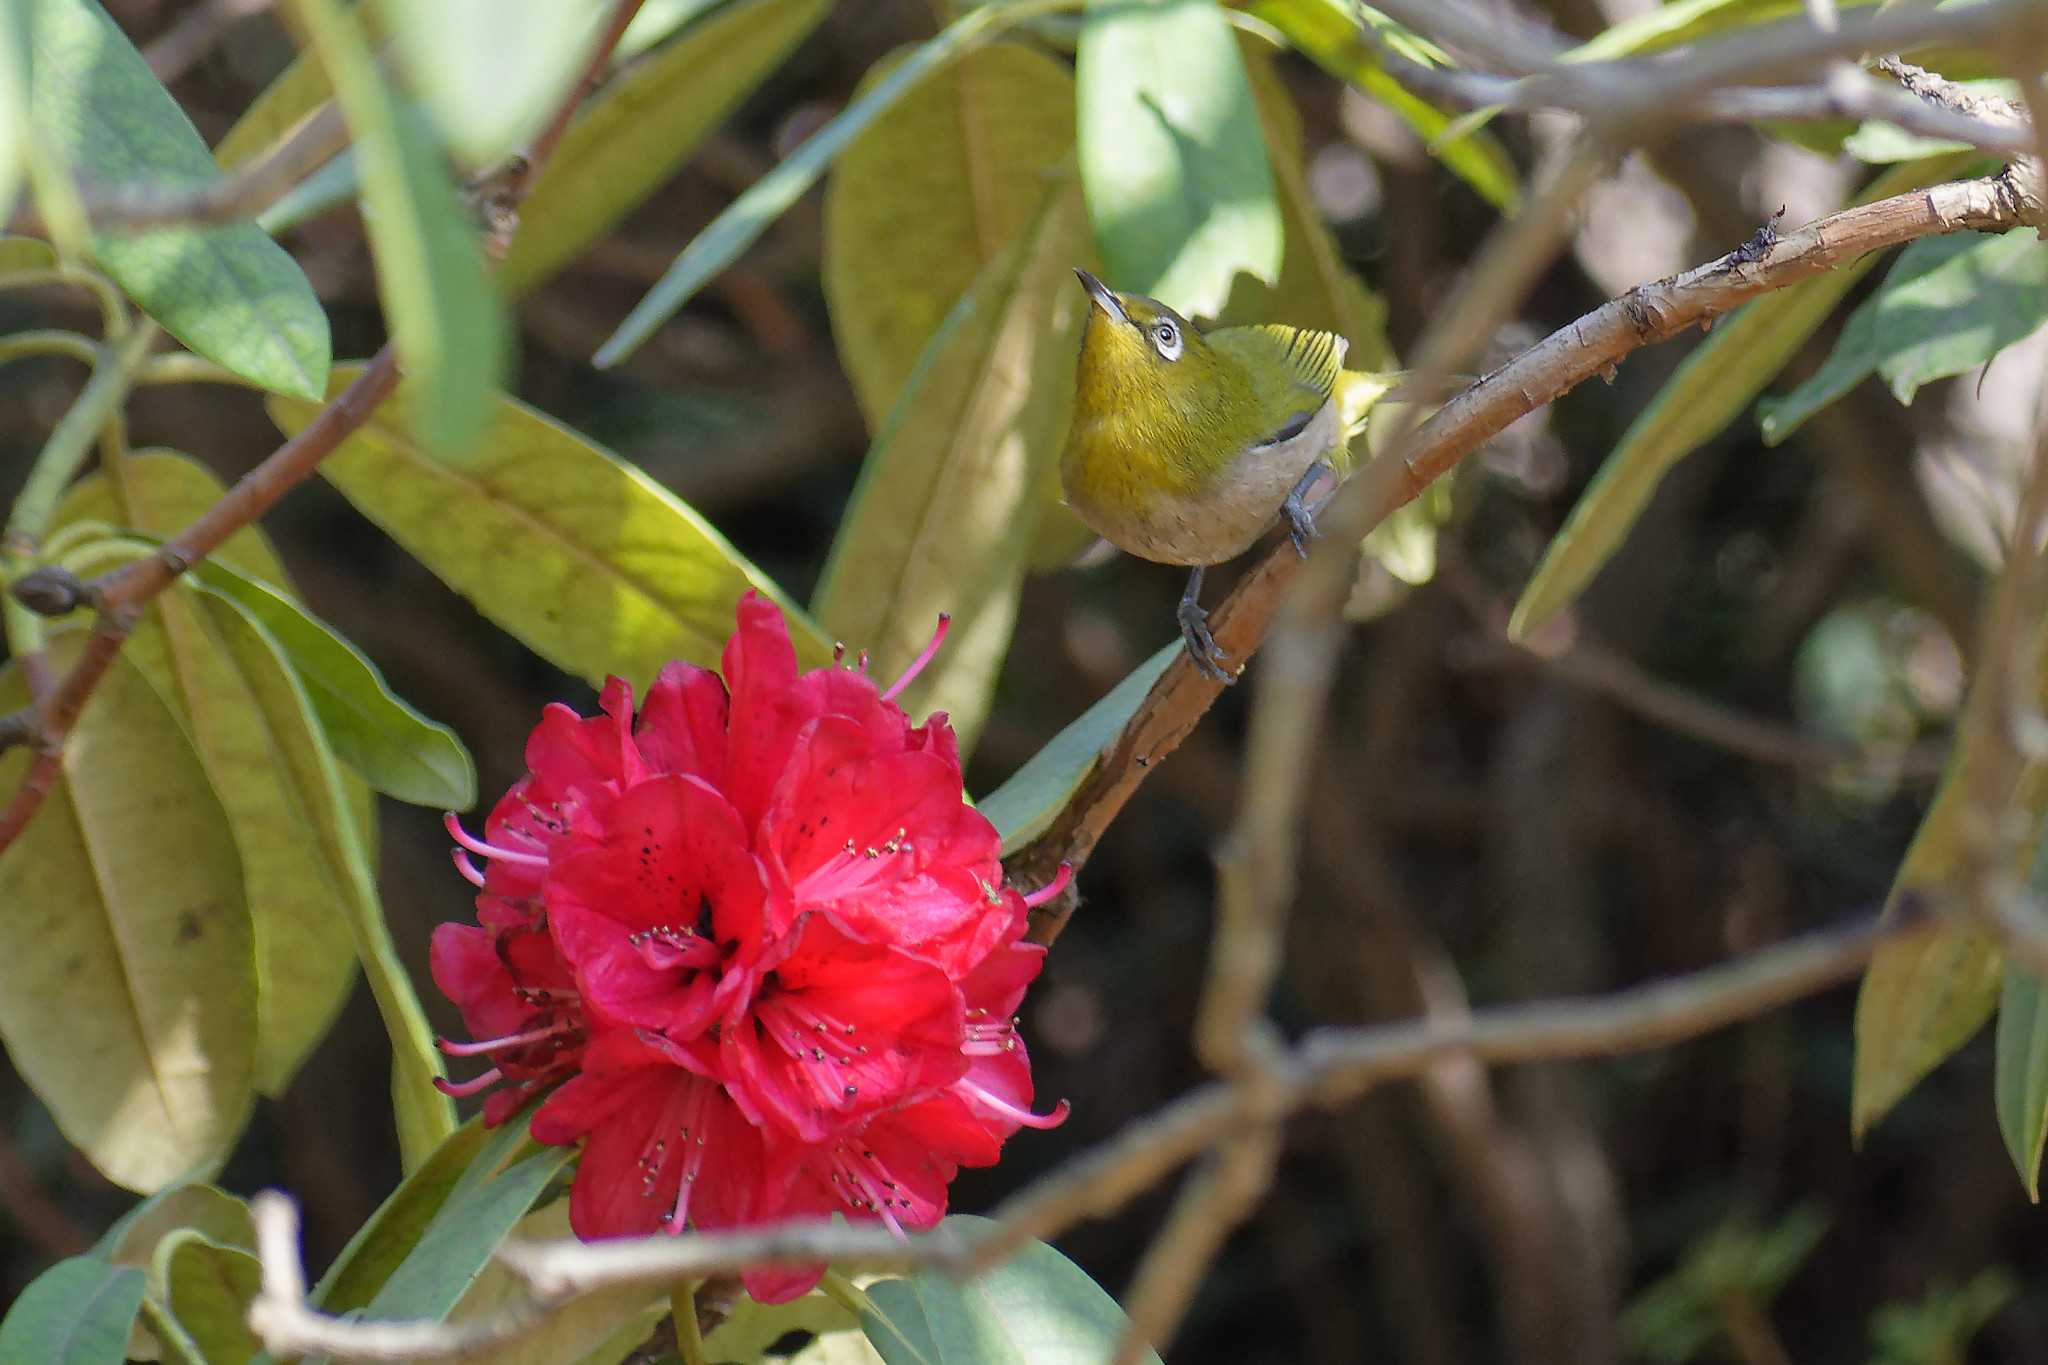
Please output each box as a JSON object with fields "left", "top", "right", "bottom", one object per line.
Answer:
{"left": 1015, "top": 167, "right": 2046, "bottom": 943}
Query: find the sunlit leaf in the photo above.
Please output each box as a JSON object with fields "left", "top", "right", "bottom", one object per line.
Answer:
{"left": 980, "top": 639, "right": 1180, "bottom": 854}
{"left": 1077, "top": 0, "right": 1279, "bottom": 318}
{"left": 382, "top": 0, "right": 607, "bottom": 169}
{"left": 824, "top": 41, "right": 1077, "bottom": 431}
{"left": 100, "top": 1183, "right": 254, "bottom": 1267}
{"left": 1760, "top": 229, "right": 2048, "bottom": 445}
{"left": 0, "top": 232, "right": 57, "bottom": 275}
{"left": 0, "top": 1257, "right": 145, "bottom": 1365}
{"left": 270, "top": 365, "right": 834, "bottom": 687}
{"left": 49, "top": 455, "right": 376, "bottom": 1100}
{"left": 0, "top": 3, "right": 29, "bottom": 227}
{"left": 289, "top": 0, "right": 507, "bottom": 459}
{"left": 1244, "top": 0, "right": 1520, "bottom": 214}
{"left": 1561, "top": 0, "right": 1875, "bottom": 60}
{"left": 27, "top": 0, "right": 330, "bottom": 397}
{"left": 702, "top": 1285, "right": 865, "bottom": 1365}
{"left": 1507, "top": 155, "right": 1970, "bottom": 643}
{"left": 593, "top": 0, "right": 1064, "bottom": 368}
{"left": 814, "top": 175, "right": 1090, "bottom": 754}
{"left": 0, "top": 641, "right": 254, "bottom": 1192}
{"left": 861, "top": 1216, "right": 1161, "bottom": 1365}
{"left": 502, "top": 0, "right": 830, "bottom": 297}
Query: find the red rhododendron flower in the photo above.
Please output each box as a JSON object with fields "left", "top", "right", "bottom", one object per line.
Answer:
{"left": 431, "top": 591, "right": 1069, "bottom": 1302}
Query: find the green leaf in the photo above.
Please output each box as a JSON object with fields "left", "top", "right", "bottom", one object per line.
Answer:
{"left": 156, "top": 1231, "right": 263, "bottom": 1365}
{"left": 501, "top": 0, "right": 830, "bottom": 297}
{"left": 269, "top": 365, "right": 834, "bottom": 687}
{"left": 860, "top": 1216, "right": 1161, "bottom": 1365}
{"left": 1560, "top": 0, "right": 1871, "bottom": 60}
{"left": 593, "top": 0, "right": 1067, "bottom": 368}
{"left": 382, "top": 0, "right": 607, "bottom": 169}
{"left": 813, "top": 173, "right": 1090, "bottom": 755}
{"left": 309, "top": 1117, "right": 495, "bottom": 1315}
{"left": 1853, "top": 738, "right": 2048, "bottom": 1140}
{"left": 0, "top": 2, "right": 29, "bottom": 227}
{"left": 26, "top": 0, "right": 330, "bottom": 398}
{"left": 51, "top": 448, "right": 297, "bottom": 585}
{"left": 187, "top": 557, "right": 475, "bottom": 809}
{"left": 346, "top": 1132, "right": 571, "bottom": 1333}
{"left": 0, "top": 1257, "right": 146, "bottom": 1365}
{"left": 823, "top": 41, "right": 1077, "bottom": 432}
{"left": 0, "top": 232, "right": 57, "bottom": 275}
{"left": 1246, "top": 0, "right": 1519, "bottom": 214}
{"left": 212, "top": 3, "right": 387, "bottom": 170}
{"left": 1216, "top": 35, "right": 1394, "bottom": 368}
{"left": 1076, "top": 0, "right": 1279, "bottom": 319}
{"left": 48, "top": 455, "right": 375, "bottom": 1101}
{"left": 289, "top": 0, "right": 507, "bottom": 459}
{"left": 703, "top": 1285, "right": 864, "bottom": 1364}
{"left": 103, "top": 1183, "right": 255, "bottom": 1265}
{"left": 194, "top": 594, "right": 453, "bottom": 1165}
{"left": 979, "top": 639, "right": 1180, "bottom": 854}
{"left": 1507, "top": 155, "right": 1970, "bottom": 643}
{"left": 0, "top": 640, "right": 255, "bottom": 1193}
{"left": 1762, "top": 230, "right": 2048, "bottom": 448}
{"left": 1997, "top": 962, "right": 2048, "bottom": 1199}
{"left": 447, "top": 1200, "right": 668, "bottom": 1365}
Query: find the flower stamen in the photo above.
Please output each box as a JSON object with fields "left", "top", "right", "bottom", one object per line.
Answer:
{"left": 437, "top": 1020, "right": 573, "bottom": 1057}
{"left": 954, "top": 1079, "right": 1069, "bottom": 1130}
{"left": 1019, "top": 861, "right": 1073, "bottom": 909}
{"left": 879, "top": 613, "right": 951, "bottom": 703}
{"left": 445, "top": 812, "right": 547, "bottom": 867}
{"left": 451, "top": 847, "right": 487, "bottom": 887}
{"left": 433, "top": 1066, "right": 504, "bottom": 1099}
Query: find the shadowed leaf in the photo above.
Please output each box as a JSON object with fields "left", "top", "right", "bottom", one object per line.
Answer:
{"left": 0, "top": 1257, "right": 146, "bottom": 1365}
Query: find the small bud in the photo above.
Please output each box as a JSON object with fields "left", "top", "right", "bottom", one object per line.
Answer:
{"left": 11, "top": 566, "right": 93, "bottom": 616}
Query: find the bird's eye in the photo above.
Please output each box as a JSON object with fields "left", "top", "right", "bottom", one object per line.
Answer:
{"left": 1152, "top": 321, "right": 1182, "bottom": 361}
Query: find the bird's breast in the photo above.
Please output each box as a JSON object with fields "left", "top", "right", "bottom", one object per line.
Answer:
{"left": 1060, "top": 399, "right": 1341, "bottom": 567}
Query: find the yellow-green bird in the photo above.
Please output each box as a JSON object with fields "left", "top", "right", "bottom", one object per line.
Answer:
{"left": 1059, "top": 268, "right": 1404, "bottom": 683}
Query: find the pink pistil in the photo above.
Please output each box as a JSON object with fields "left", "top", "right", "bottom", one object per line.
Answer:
{"left": 444, "top": 811, "right": 547, "bottom": 867}
{"left": 437, "top": 1020, "right": 571, "bottom": 1057}
{"left": 880, "top": 613, "right": 952, "bottom": 703}
{"left": 1019, "top": 861, "right": 1073, "bottom": 909}
{"left": 954, "top": 1079, "right": 1069, "bottom": 1129}
{"left": 433, "top": 1066, "right": 504, "bottom": 1098}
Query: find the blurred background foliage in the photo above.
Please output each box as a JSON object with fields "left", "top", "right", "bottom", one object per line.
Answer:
{"left": 1, "top": 0, "right": 2045, "bottom": 1361}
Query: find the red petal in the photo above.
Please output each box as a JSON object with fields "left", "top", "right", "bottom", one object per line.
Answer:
{"left": 720, "top": 594, "right": 805, "bottom": 827}
{"left": 635, "top": 660, "right": 730, "bottom": 787}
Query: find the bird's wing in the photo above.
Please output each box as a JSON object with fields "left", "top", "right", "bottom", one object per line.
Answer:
{"left": 1211, "top": 325, "right": 1349, "bottom": 445}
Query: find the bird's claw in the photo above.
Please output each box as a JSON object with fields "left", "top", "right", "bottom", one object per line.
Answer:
{"left": 1283, "top": 496, "right": 1318, "bottom": 560}
{"left": 1178, "top": 599, "right": 1235, "bottom": 685}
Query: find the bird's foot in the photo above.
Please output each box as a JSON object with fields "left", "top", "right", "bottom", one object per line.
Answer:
{"left": 1178, "top": 597, "right": 1235, "bottom": 685}
{"left": 1282, "top": 461, "right": 1333, "bottom": 560}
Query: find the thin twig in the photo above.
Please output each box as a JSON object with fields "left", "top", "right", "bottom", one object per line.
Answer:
{"left": 240, "top": 908, "right": 1913, "bottom": 1362}
{"left": 144, "top": 0, "right": 275, "bottom": 83}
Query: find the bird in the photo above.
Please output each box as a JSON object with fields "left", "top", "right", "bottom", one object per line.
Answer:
{"left": 1058, "top": 267, "right": 1408, "bottom": 683}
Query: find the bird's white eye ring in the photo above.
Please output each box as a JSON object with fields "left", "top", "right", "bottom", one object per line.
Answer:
{"left": 1153, "top": 320, "right": 1182, "bottom": 361}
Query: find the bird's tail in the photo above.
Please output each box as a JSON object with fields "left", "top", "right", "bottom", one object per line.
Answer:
{"left": 1336, "top": 368, "right": 1471, "bottom": 443}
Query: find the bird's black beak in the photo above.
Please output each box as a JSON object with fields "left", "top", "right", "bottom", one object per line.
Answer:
{"left": 1074, "top": 268, "right": 1129, "bottom": 325}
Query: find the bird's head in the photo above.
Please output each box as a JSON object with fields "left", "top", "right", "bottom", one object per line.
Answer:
{"left": 1070, "top": 268, "right": 1226, "bottom": 426}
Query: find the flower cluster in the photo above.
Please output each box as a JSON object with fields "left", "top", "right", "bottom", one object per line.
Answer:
{"left": 430, "top": 592, "right": 1068, "bottom": 1302}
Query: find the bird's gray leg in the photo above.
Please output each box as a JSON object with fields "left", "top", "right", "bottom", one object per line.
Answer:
{"left": 1281, "top": 460, "right": 1334, "bottom": 560}
{"left": 1177, "top": 566, "right": 1234, "bottom": 685}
